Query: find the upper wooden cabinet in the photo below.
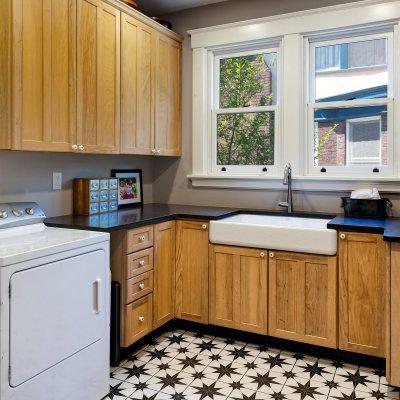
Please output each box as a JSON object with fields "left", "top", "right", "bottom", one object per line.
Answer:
{"left": 76, "top": 0, "right": 120, "bottom": 153}
{"left": 209, "top": 245, "right": 268, "bottom": 334}
{"left": 11, "top": 0, "right": 77, "bottom": 152}
{"left": 153, "top": 221, "right": 176, "bottom": 328}
{"left": 338, "top": 232, "right": 388, "bottom": 357}
{"left": 175, "top": 220, "right": 209, "bottom": 323}
{"left": 120, "top": 13, "right": 154, "bottom": 155}
{"left": 1, "top": 0, "right": 182, "bottom": 155}
{"left": 154, "top": 34, "right": 181, "bottom": 156}
{"left": 269, "top": 251, "right": 337, "bottom": 348}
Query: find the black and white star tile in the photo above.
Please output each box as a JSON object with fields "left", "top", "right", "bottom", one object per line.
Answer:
{"left": 105, "top": 329, "right": 400, "bottom": 400}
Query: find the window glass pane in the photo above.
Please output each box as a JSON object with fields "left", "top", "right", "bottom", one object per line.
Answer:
{"left": 217, "top": 112, "right": 274, "bottom": 165}
{"left": 314, "top": 38, "right": 388, "bottom": 102}
{"left": 313, "top": 105, "right": 387, "bottom": 166}
{"left": 219, "top": 52, "right": 277, "bottom": 108}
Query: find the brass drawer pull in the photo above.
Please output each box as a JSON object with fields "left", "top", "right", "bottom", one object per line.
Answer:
{"left": 139, "top": 260, "right": 145, "bottom": 266}
{"left": 340, "top": 233, "right": 346, "bottom": 240}
{"left": 269, "top": 252, "right": 275, "bottom": 258}
{"left": 201, "top": 224, "right": 207, "bottom": 230}
{"left": 138, "top": 283, "right": 145, "bottom": 290}
{"left": 260, "top": 252, "right": 265, "bottom": 258}
{"left": 139, "top": 235, "right": 146, "bottom": 242}
{"left": 139, "top": 316, "right": 145, "bottom": 322}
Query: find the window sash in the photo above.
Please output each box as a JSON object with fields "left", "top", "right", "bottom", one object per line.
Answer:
{"left": 211, "top": 46, "right": 281, "bottom": 174}
{"left": 306, "top": 30, "right": 394, "bottom": 176}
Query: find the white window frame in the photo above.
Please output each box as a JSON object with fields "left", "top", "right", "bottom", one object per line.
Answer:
{"left": 210, "top": 46, "right": 281, "bottom": 175}
{"left": 346, "top": 115, "right": 382, "bottom": 165}
{"left": 189, "top": 0, "right": 400, "bottom": 192}
{"left": 306, "top": 31, "right": 394, "bottom": 177}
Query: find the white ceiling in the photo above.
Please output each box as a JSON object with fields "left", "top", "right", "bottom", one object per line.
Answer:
{"left": 136, "top": 0, "right": 229, "bottom": 16}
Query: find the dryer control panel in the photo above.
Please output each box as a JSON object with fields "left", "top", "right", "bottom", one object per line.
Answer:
{"left": 0, "top": 202, "right": 46, "bottom": 229}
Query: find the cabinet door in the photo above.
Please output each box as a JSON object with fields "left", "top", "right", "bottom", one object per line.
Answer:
{"left": 12, "top": 0, "right": 77, "bottom": 151}
{"left": 210, "top": 245, "right": 268, "bottom": 334}
{"left": 153, "top": 221, "right": 176, "bottom": 328}
{"left": 175, "top": 220, "right": 209, "bottom": 323}
{"left": 389, "top": 243, "right": 400, "bottom": 386}
{"left": 77, "top": 0, "right": 120, "bottom": 153}
{"left": 154, "top": 34, "right": 181, "bottom": 156}
{"left": 269, "top": 251, "right": 337, "bottom": 348}
{"left": 339, "top": 232, "right": 388, "bottom": 356}
{"left": 120, "top": 13, "right": 154, "bottom": 155}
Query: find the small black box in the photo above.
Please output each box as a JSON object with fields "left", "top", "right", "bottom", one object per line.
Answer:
{"left": 341, "top": 197, "right": 392, "bottom": 219}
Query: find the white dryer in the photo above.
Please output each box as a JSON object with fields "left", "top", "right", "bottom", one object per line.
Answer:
{"left": 0, "top": 202, "right": 110, "bottom": 400}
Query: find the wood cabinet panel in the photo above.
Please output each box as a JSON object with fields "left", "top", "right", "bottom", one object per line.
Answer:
{"left": 126, "top": 248, "right": 153, "bottom": 278}
{"left": 269, "top": 251, "right": 337, "bottom": 348}
{"left": 126, "top": 225, "right": 154, "bottom": 254}
{"left": 126, "top": 270, "right": 153, "bottom": 304}
{"left": 389, "top": 243, "right": 400, "bottom": 386}
{"left": 77, "top": 0, "right": 120, "bottom": 153}
{"left": 154, "top": 34, "right": 181, "bottom": 156}
{"left": 123, "top": 294, "right": 152, "bottom": 347}
{"left": 210, "top": 245, "right": 268, "bottom": 334}
{"left": 121, "top": 13, "right": 154, "bottom": 154}
{"left": 339, "top": 232, "right": 388, "bottom": 357}
{"left": 175, "top": 220, "right": 209, "bottom": 323}
{"left": 153, "top": 221, "right": 176, "bottom": 328}
{"left": 12, "top": 0, "right": 76, "bottom": 151}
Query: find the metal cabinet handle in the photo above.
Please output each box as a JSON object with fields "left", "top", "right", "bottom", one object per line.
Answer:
{"left": 269, "top": 252, "right": 275, "bottom": 258}
{"left": 340, "top": 233, "right": 346, "bottom": 240}
{"left": 201, "top": 224, "right": 207, "bottom": 230}
{"left": 138, "top": 283, "right": 145, "bottom": 290}
{"left": 139, "top": 260, "right": 145, "bottom": 266}
{"left": 260, "top": 252, "right": 265, "bottom": 258}
{"left": 139, "top": 316, "right": 145, "bottom": 322}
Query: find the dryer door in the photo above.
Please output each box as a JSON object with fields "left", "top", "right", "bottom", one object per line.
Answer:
{"left": 9, "top": 249, "right": 107, "bottom": 387}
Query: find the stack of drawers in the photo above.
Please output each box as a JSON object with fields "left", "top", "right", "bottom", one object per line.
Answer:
{"left": 123, "top": 225, "right": 154, "bottom": 345}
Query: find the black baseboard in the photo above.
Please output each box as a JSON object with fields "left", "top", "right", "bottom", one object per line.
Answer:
{"left": 117, "top": 318, "right": 385, "bottom": 372}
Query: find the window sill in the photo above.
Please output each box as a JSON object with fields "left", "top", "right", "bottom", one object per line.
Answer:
{"left": 188, "top": 174, "right": 400, "bottom": 192}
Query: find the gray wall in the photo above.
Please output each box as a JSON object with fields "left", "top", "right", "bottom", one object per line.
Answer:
{"left": 0, "top": 151, "right": 154, "bottom": 217}
{"left": 153, "top": 0, "right": 400, "bottom": 215}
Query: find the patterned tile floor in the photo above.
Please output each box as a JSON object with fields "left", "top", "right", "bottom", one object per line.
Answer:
{"left": 106, "top": 329, "right": 400, "bottom": 400}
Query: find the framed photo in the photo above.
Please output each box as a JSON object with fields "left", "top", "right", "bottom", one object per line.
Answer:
{"left": 111, "top": 169, "right": 143, "bottom": 208}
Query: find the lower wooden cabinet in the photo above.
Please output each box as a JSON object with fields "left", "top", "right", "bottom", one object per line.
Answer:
{"left": 153, "top": 221, "right": 176, "bottom": 328}
{"left": 175, "top": 220, "right": 209, "bottom": 323}
{"left": 389, "top": 243, "right": 400, "bottom": 386}
{"left": 123, "top": 294, "right": 153, "bottom": 347}
{"left": 209, "top": 245, "right": 268, "bottom": 334}
{"left": 268, "top": 251, "right": 337, "bottom": 348}
{"left": 339, "top": 232, "right": 389, "bottom": 357}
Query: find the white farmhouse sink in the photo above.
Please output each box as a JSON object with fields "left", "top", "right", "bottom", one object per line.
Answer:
{"left": 210, "top": 214, "right": 337, "bottom": 255}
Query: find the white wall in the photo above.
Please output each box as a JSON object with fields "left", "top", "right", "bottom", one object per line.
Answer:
{"left": 153, "top": 0, "right": 400, "bottom": 215}
{"left": 0, "top": 151, "right": 154, "bottom": 217}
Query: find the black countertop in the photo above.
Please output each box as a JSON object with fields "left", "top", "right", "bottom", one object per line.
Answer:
{"left": 44, "top": 203, "right": 240, "bottom": 232}
{"left": 44, "top": 203, "right": 400, "bottom": 242}
{"left": 327, "top": 215, "right": 400, "bottom": 242}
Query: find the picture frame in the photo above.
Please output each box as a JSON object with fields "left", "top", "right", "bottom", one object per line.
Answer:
{"left": 111, "top": 169, "right": 143, "bottom": 209}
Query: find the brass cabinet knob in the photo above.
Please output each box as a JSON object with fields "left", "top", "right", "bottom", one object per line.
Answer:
{"left": 71, "top": 144, "right": 78, "bottom": 150}
{"left": 201, "top": 224, "right": 208, "bottom": 230}
{"left": 139, "top": 235, "right": 146, "bottom": 242}
{"left": 340, "top": 233, "right": 346, "bottom": 240}
{"left": 260, "top": 252, "right": 265, "bottom": 258}
{"left": 138, "top": 283, "right": 145, "bottom": 290}
{"left": 78, "top": 144, "right": 84, "bottom": 151}
{"left": 269, "top": 252, "right": 275, "bottom": 258}
{"left": 139, "top": 260, "right": 145, "bottom": 266}
{"left": 138, "top": 316, "right": 145, "bottom": 322}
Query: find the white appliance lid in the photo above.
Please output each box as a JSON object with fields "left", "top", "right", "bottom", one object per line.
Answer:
{"left": 0, "top": 224, "right": 109, "bottom": 267}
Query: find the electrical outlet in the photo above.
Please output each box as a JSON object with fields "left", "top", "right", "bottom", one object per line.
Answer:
{"left": 52, "top": 172, "right": 62, "bottom": 190}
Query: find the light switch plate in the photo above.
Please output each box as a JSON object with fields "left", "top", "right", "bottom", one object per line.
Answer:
{"left": 52, "top": 172, "right": 62, "bottom": 190}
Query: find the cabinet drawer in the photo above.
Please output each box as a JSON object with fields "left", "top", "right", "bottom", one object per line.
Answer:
{"left": 126, "top": 248, "right": 153, "bottom": 279}
{"left": 126, "top": 271, "right": 154, "bottom": 304}
{"left": 126, "top": 226, "right": 154, "bottom": 253}
{"left": 123, "top": 295, "right": 153, "bottom": 346}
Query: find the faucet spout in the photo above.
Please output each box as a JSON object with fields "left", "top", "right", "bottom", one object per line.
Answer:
{"left": 279, "top": 162, "right": 293, "bottom": 213}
